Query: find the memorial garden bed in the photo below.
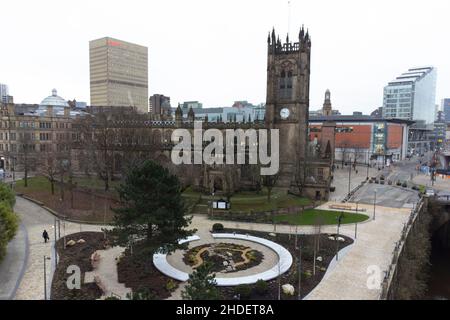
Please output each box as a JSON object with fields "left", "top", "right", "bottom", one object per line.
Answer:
{"left": 51, "top": 232, "right": 108, "bottom": 300}
{"left": 213, "top": 228, "right": 354, "bottom": 300}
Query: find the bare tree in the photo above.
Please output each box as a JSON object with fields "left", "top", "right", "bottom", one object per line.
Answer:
{"left": 38, "top": 147, "right": 60, "bottom": 195}
{"left": 262, "top": 173, "right": 279, "bottom": 202}
{"left": 17, "top": 132, "right": 37, "bottom": 187}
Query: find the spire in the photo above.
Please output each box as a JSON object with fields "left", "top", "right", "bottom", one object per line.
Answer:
{"left": 286, "top": 33, "right": 289, "bottom": 44}
{"left": 175, "top": 103, "right": 182, "bottom": 116}
{"left": 267, "top": 32, "right": 271, "bottom": 44}
{"left": 271, "top": 27, "right": 276, "bottom": 43}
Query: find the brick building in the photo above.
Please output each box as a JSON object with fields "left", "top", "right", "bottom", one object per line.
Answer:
{"left": 309, "top": 115, "right": 412, "bottom": 166}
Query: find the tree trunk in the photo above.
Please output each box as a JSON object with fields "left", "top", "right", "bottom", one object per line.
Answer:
{"left": 147, "top": 223, "right": 153, "bottom": 241}
{"left": 104, "top": 176, "right": 109, "bottom": 192}
{"left": 51, "top": 181, "right": 55, "bottom": 195}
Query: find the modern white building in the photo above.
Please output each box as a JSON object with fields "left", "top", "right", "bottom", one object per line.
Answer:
{"left": 383, "top": 66, "right": 437, "bottom": 125}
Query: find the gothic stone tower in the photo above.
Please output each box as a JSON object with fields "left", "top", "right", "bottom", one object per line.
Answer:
{"left": 322, "top": 89, "right": 332, "bottom": 116}
{"left": 265, "top": 26, "right": 311, "bottom": 188}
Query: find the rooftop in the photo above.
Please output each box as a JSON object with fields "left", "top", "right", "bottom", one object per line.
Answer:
{"left": 309, "top": 115, "right": 415, "bottom": 125}
{"left": 40, "top": 89, "right": 69, "bottom": 108}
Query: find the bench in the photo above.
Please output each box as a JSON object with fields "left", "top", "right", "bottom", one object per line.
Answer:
{"left": 328, "top": 204, "right": 353, "bottom": 211}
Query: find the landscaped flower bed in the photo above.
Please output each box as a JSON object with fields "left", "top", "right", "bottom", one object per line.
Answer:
{"left": 183, "top": 243, "right": 264, "bottom": 273}
{"left": 214, "top": 229, "right": 354, "bottom": 300}
{"left": 51, "top": 232, "right": 108, "bottom": 300}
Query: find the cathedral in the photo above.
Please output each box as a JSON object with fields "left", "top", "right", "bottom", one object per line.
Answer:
{"left": 0, "top": 26, "right": 336, "bottom": 201}
{"left": 136, "top": 26, "right": 336, "bottom": 200}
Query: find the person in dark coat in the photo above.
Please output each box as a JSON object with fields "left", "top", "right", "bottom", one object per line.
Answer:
{"left": 42, "top": 230, "right": 50, "bottom": 243}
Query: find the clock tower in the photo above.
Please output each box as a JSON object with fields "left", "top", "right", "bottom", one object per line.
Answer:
{"left": 265, "top": 26, "right": 312, "bottom": 188}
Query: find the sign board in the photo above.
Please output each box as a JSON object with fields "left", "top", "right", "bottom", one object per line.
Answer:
{"left": 212, "top": 199, "right": 230, "bottom": 210}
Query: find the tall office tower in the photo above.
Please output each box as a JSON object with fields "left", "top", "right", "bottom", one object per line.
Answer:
{"left": 442, "top": 99, "right": 450, "bottom": 123}
{"left": 89, "top": 37, "right": 148, "bottom": 113}
{"left": 149, "top": 94, "right": 171, "bottom": 116}
{"left": 0, "top": 84, "right": 9, "bottom": 103}
{"left": 382, "top": 66, "right": 437, "bottom": 124}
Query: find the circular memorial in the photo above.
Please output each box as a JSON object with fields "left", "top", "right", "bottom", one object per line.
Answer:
{"left": 153, "top": 233, "right": 293, "bottom": 286}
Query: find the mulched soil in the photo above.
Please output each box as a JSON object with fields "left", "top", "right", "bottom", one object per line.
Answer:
{"left": 117, "top": 242, "right": 180, "bottom": 300}
{"left": 216, "top": 229, "right": 354, "bottom": 300}
{"left": 18, "top": 187, "right": 119, "bottom": 223}
{"left": 51, "top": 232, "right": 109, "bottom": 300}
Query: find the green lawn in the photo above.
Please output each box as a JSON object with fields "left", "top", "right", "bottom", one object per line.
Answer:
{"left": 15, "top": 176, "right": 119, "bottom": 193}
{"left": 230, "top": 194, "right": 311, "bottom": 212}
{"left": 183, "top": 188, "right": 312, "bottom": 214}
{"left": 273, "top": 209, "right": 369, "bottom": 226}
{"left": 15, "top": 176, "right": 52, "bottom": 193}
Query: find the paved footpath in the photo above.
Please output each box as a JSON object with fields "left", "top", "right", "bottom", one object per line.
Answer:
{"left": 189, "top": 201, "right": 411, "bottom": 300}
{"left": 3, "top": 195, "right": 411, "bottom": 300}
{"left": 0, "top": 223, "right": 28, "bottom": 300}
{"left": 12, "top": 197, "right": 103, "bottom": 300}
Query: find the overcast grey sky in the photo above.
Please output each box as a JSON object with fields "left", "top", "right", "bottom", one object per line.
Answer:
{"left": 0, "top": 0, "right": 449, "bottom": 114}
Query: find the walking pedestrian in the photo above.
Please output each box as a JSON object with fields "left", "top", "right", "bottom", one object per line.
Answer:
{"left": 42, "top": 230, "right": 50, "bottom": 243}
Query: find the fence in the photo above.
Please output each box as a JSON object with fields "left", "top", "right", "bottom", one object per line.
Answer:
{"left": 379, "top": 198, "right": 424, "bottom": 299}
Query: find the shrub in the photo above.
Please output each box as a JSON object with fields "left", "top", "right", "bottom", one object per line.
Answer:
{"left": 254, "top": 279, "right": 269, "bottom": 295}
{"left": 166, "top": 279, "right": 177, "bottom": 292}
{"left": 396, "top": 181, "right": 402, "bottom": 186}
{"left": 303, "top": 270, "right": 313, "bottom": 278}
{"left": 212, "top": 223, "right": 224, "bottom": 232}
{"left": 0, "top": 202, "right": 20, "bottom": 261}
{"left": 234, "top": 284, "right": 252, "bottom": 300}
{"left": 126, "top": 287, "right": 157, "bottom": 300}
{"left": 0, "top": 183, "right": 15, "bottom": 208}
{"left": 402, "top": 182, "right": 408, "bottom": 188}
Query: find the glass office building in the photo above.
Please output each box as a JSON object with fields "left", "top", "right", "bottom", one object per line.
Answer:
{"left": 442, "top": 99, "right": 450, "bottom": 123}
{"left": 0, "top": 84, "right": 9, "bottom": 103}
{"left": 383, "top": 67, "right": 437, "bottom": 125}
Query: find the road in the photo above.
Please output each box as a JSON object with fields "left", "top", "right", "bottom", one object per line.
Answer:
{"left": 349, "top": 154, "right": 433, "bottom": 209}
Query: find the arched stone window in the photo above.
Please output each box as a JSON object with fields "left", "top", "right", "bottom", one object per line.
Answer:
{"left": 279, "top": 69, "right": 293, "bottom": 99}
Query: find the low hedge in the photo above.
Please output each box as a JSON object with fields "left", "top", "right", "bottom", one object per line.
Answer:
{"left": 0, "top": 184, "right": 19, "bottom": 262}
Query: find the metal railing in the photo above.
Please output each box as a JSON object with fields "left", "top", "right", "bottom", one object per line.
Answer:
{"left": 379, "top": 198, "right": 424, "bottom": 299}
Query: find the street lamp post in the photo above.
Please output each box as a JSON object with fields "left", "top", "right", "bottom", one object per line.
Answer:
{"left": 373, "top": 189, "right": 377, "bottom": 220}
{"left": 43, "top": 255, "right": 51, "bottom": 300}
{"left": 297, "top": 245, "right": 302, "bottom": 300}
{"left": 277, "top": 259, "right": 281, "bottom": 300}
{"left": 53, "top": 219, "right": 58, "bottom": 269}
{"left": 348, "top": 157, "right": 352, "bottom": 196}
{"left": 211, "top": 192, "right": 215, "bottom": 218}
{"left": 366, "top": 162, "right": 370, "bottom": 180}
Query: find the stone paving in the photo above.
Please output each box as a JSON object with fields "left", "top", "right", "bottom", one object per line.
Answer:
{"left": 188, "top": 202, "right": 411, "bottom": 300}
{"left": 9, "top": 193, "right": 413, "bottom": 300}
{"left": 0, "top": 223, "right": 27, "bottom": 300}
{"left": 330, "top": 165, "right": 380, "bottom": 202}
{"left": 305, "top": 202, "right": 411, "bottom": 299}
{"left": 413, "top": 173, "right": 450, "bottom": 192}
{"left": 85, "top": 246, "right": 131, "bottom": 299}
{"left": 13, "top": 197, "right": 104, "bottom": 300}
